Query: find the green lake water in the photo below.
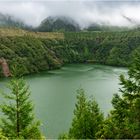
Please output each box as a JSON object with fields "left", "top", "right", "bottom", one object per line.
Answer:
{"left": 0, "top": 64, "right": 127, "bottom": 138}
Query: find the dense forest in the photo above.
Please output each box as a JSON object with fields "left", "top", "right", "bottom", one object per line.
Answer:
{"left": 0, "top": 28, "right": 140, "bottom": 76}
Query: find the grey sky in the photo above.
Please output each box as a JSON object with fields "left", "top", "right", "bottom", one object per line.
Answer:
{"left": 0, "top": 0, "right": 140, "bottom": 27}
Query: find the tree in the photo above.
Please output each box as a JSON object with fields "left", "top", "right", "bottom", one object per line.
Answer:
{"left": 0, "top": 66, "right": 42, "bottom": 139}
{"left": 97, "top": 49, "right": 140, "bottom": 139}
{"left": 60, "top": 88, "right": 103, "bottom": 139}
{"left": 68, "top": 88, "right": 88, "bottom": 139}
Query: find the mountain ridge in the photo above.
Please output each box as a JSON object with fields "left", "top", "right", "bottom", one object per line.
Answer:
{"left": 0, "top": 13, "right": 139, "bottom": 32}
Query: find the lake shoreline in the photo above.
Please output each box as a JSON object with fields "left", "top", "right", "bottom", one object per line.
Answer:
{"left": 0, "top": 64, "right": 128, "bottom": 138}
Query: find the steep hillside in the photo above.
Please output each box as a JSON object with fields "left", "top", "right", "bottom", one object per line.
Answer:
{"left": 0, "top": 28, "right": 140, "bottom": 77}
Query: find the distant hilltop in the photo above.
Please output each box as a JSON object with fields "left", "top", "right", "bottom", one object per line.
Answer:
{"left": 1, "top": 13, "right": 140, "bottom": 32}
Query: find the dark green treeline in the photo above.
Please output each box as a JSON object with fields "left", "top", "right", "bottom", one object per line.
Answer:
{"left": 1, "top": 31, "right": 140, "bottom": 76}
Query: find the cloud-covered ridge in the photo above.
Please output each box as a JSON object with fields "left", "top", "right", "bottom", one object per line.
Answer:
{"left": 0, "top": 0, "right": 140, "bottom": 28}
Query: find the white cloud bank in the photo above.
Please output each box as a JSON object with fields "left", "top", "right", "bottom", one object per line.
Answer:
{"left": 0, "top": 0, "right": 140, "bottom": 28}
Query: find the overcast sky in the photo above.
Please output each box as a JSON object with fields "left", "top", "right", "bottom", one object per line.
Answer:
{"left": 0, "top": 0, "right": 140, "bottom": 28}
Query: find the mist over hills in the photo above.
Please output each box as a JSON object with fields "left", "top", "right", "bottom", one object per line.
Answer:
{"left": 0, "top": 13, "right": 32, "bottom": 30}
{"left": 37, "top": 16, "right": 81, "bottom": 32}
{"left": 0, "top": 13, "right": 139, "bottom": 32}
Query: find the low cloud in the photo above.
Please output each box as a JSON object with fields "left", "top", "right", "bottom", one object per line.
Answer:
{"left": 0, "top": 0, "right": 140, "bottom": 28}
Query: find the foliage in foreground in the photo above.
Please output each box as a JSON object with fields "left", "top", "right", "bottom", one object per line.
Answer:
{"left": 0, "top": 69, "right": 42, "bottom": 139}
{"left": 59, "top": 49, "right": 140, "bottom": 139}
{"left": 59, "top": 88, "right": 104, "bottom": 139}
{"left": 97, "top": 49, "right": 140, "bottom": 139}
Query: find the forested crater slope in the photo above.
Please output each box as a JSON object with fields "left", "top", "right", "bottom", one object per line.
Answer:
{"left": 0, "top": 28, "right": 140, "bottom": 76}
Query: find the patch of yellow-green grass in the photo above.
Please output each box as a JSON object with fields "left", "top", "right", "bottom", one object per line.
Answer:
{"left": 27, "top": 31, "right": 64, "bottom": 39}
{"left": 0, "top": 27, "right": 64, "bottom": 39}
{"left": 0, "top": 27, "right": 26, "bottom": 36}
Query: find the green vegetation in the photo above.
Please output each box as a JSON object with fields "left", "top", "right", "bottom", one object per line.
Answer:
{"left": 37, "top": 16, "right": 80, "bottom": 32}
{"left": 0, "top": 28, "right": 140, "bottom": 139}
{"left": 97, "top": 49, "right": 140, "bottom": 139}
{"left": 59, "top": 88, "right": 103, "bottom": 139}
{"left": 0, "top": 66, "right": 43, "bottom": 139}
{"left": 0, "top": 13, "right": 136, "bottom": 32}
{"left": 85, "top": 24, "right": 130, "bottom": 32}
{"left": 0, "top": 28, "right": 64, "bottom": 39}
{"left": 1, "top": 28, "right": 140, "bottom": 77}
{"left": 0, "top": 130, "right": 8, "bottom": 140}
{"left": 59, "top": 49, "right": 140, "bottom": 139}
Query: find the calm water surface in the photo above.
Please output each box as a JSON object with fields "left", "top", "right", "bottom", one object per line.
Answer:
{"left": 0, "top": 64, "right": 127, "bottom": 138}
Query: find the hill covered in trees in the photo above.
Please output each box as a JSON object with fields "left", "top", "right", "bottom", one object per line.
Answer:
{"left": 0, "top": 13, "right": 139, "bottom": 32}
{"left": 85, "top": 23, "right": 130, "bottom": 31}
{"left": 37, "top": 16, "right": 80, "bottom": 32}
{"left": 0, "top": 28, "right": 140, "bottom": 77}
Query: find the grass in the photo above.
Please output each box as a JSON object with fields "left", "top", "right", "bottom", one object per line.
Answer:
{"left": 0, "top": 27, "right": 64, "bottom": 39}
